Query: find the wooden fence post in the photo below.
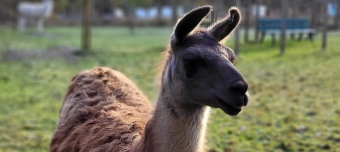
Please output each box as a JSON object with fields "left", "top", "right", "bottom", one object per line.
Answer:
{"left": 11, "top": 0, "right": 19, "bottom": 31}
{"left": 81, "top": 0, "right": 91, "bottom": 52}
{"left": 280, "top": 0, "right": 288, "bottom": 55}
{"left": 244, "top": 0, "right": 250, "bottom": 43}
{"left": 255, "top": 0, "right": 261, "bottom": 43}
{"left": 234, "top": 0, "right": 240, "bottom": 55}
{"left": 322, "top": 1, "right": 328, "bottom": 51}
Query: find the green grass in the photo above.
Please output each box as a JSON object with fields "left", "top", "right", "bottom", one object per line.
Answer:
{"left": 0, "top": 26, "right": 339, "bottom": 152}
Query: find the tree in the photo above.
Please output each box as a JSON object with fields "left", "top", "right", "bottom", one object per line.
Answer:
{"left": 254, "top": 0, "right": 261, "bottom": 43}
{"left": 280, "top": 0, "right": 288, "bottom": 55}
{"left": 155, "top": 0, "right": 163, "bottom": 26}
{"left": 94, "top": 0, "right": 113, "bottom": 14}
{"left": 243, "top": 0, "right": 251, "bottom": 43}
{"left": 321, "top": 1, "right": 328, "bottom": 51}
{"left": 171, "top": 0, "right": 178, "bottom": 24}
{"left": 111, "top": 0, "right": 153, "bottom": 8}
{"left": 81, "top": 0, "right": 91, "bottom": 52}
{"left": 335, "top": 0, "right": 340, "bottom": 28}
{"left": 235, "top": 0, "right": 241, "bottom": 55}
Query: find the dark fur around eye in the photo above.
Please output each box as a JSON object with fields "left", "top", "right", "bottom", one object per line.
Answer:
{"left": 183, "top": 58, "right": 201, "bottom": 78}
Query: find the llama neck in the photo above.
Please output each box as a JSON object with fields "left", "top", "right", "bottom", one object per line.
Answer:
{"left": 133, "top": 91, "right": 210, "bottom": 152}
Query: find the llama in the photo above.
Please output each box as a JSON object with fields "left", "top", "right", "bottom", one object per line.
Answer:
{"left": 17, "top": 0, "right": 53, "bottom": 33}
{"left": 50, "top": 6, "right": 249, "bottom": 152}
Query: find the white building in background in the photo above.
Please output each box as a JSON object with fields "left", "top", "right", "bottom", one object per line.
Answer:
{"left": 114, "top": 8, "right": 124, "bottom": 19}
{"left": 252, "top": 5, "right": 267, "bottom": 17}
{"left": 135, "top": 6, "right": 184, "bottom": 20}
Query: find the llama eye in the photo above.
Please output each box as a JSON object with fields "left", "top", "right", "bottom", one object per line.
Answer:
{"left": 183, "top": 59, "right": 200, "bottom": 78}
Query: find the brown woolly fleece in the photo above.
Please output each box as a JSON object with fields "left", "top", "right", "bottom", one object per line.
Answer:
{"left": 50, "top": 67, "right": 152, "bottom": 152}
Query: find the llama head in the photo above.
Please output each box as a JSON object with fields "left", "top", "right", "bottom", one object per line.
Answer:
{"left": 163, "top": 6, "right": 248, "bottom": 116}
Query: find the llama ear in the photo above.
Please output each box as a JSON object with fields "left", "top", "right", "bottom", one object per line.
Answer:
{"left": 209, "top": 7, "right": 241, "bottom": 42}
{"left": 174, "top": 5, "right": 211, "bottom": 41}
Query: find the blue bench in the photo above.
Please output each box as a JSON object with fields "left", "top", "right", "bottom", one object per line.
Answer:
{"left": 257, "top": 18, "right": 316, "bottom": 44}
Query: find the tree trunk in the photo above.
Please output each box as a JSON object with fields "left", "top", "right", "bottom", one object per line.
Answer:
{"left": 123, "top": 0, "right": 134, "bottom": 35}
{"left": 82, "top": 0, "right": 91, "bottom": 52}
{"left": 234, "top": 0, "right": 240, "bottom": 56}
{"left": 183, "top": 0, "right": 191, "bottom": 12}
{"left": 213, "top": 0, "right": 223, "bottom": 18}
{"left": 10, "top": 0, "right": 18, "bottom": 31}
{"left": 156, "top": 0, "right": 163, "bottom": 26}
{"left": 171, "top": 0, "right": 178, "bottom": 24}
{"left": 322, "top": 2, "right": 328, "bottom": 51}
{"left": 244, "top": 0, "right": 250, "bottom": 43}
{"left": 335, "top": 0, "right": 340, "bottom": 28}
{"left": 255, "top": 0, "right": 261, "bottom": 43}
{"left": 310, "top": 0, "right": 318, "bottom": 27}
{"left": 280, "top": 0, "right": 288, "bottom": 55}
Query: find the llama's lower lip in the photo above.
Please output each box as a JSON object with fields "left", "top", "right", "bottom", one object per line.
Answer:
{"left": 216, "top": 97, "right": 242, "bottom": 116}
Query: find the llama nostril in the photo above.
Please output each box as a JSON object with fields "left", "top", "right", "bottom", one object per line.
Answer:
{"left": 230, "top": 81, "right": 248, "bottom": 94}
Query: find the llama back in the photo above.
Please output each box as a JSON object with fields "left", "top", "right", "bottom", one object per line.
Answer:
{"left": 50, "top": 67, "right": 153, "bottom": 152}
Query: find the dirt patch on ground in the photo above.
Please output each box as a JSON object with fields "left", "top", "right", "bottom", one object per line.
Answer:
{"left": 1, "top": 46, "right": 81, "bottom": 63}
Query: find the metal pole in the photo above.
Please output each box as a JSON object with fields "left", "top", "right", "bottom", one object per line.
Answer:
{"left": 280, "top": 0, "right": 288, "bottom": 55}
{"left": 82, "top": 0, "right": 91, "bottom": 52}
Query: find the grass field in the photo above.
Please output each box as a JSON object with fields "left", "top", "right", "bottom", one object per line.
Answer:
{"left": 0, "top": 26, "right": 339, "bottom": 152}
